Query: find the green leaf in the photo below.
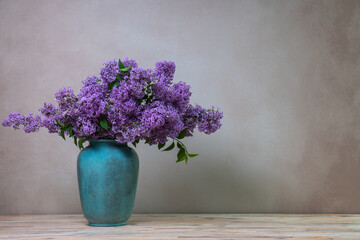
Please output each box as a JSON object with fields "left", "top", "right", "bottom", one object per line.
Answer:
{"left": 63, "top": 125, "right": 73, "bottom": 137}
{"left": 158, "top": 142, "right": 166, "bottom": 150}
{"left": 176, "top": 148, "right": 186, "bottom": 163}
{"left": 108, "top": 80, "right": 119, "bottom": 90}
{"left": 188, "top": 153, "right": 199, "bottom": 158}
{"left": 116, "top": 74, "right": 122, "bottom": 81}
{"left": 177, "top": 142, "right": 183, "bottom": 149}
{"left": 135, "top": 98, "right": 142, "bottom": 104}
{"left": 118, "top": 59, "right": 125, "bottom": 69}
{"left": 60, "top": 128, "right": 66, "bottom": 140}
{"left": 78, "top": 137, "right": 86, "bottom": 150}
{"left": 56, "top": 119, "right": 64, "bottom": 128}
{"left": 99, "top": 119, "right": 109, "bottom": 131}
{"left": 177, "top": 129, "right": 187, "bottom": 139}
{"left": 119, "top": 66, "right": 131, "bottom": 72}
{"left": 132, "top": 139, "right": 139, "bottom": 148}
{"left": 162, "top": 142, "right": 175, "bottom": 151}
{"left": 145, "top": 137, "right": 150, "bottom": 144}
{"left": 74, "top": 136, "right": 78, "bottom": 146}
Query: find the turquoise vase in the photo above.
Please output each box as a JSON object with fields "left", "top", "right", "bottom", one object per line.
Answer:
{"left": 77, "top": 139, "right": 139, "bottom": 226}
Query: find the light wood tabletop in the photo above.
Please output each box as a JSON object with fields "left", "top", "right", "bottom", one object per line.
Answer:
{"left": 1, "top": 214, "right": 360, "bottom": 239}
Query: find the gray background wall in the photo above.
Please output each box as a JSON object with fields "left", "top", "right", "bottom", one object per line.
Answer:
{"left": 0, "top": 0, "right": 360, "bottom": 214}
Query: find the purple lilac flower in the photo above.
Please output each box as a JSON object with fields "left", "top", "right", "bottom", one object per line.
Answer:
{"left": 197, "top": 106, "right": 223, "bottom": 135}
{"left": 39, "top": 103, "right": 61, "bottom": 133}
{"left": 54, "top": 87, "right": 77, "bottom": 112}
{"left": 23, "top": 113, "right": 42, "bottom": 133}
{"left": 2, "top": 112, "right": 42, "bottom": 133}
{"left": 154, "top": 61, "right": 176, "bottom": 85}
{"left": 100, "top": 60, "right": 120, "bottom": 84}
{"left": 2, "top": 58, "right": 223, "bottom": 149}
{"left": 2, "top": 112, "right": 25, "bottom": 129}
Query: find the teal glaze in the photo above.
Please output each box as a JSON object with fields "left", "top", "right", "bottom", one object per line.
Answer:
{"left": 77, "top": 139, "right": 139, "bottom": 226}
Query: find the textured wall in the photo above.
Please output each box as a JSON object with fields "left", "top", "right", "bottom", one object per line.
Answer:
{"left": 0, "top": 0, "right": 360, "bottom": 214}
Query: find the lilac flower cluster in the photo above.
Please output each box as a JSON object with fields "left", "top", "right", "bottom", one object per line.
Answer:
{"left": 2, "top": 112, "right": 42, "bottom": 133}
{"left": 2, "top": 58, "right": 223, "bottom": 151}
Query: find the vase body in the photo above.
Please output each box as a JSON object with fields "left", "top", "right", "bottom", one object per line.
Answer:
{"left": 77, "top": 139, "right": 139, "bottom": 226}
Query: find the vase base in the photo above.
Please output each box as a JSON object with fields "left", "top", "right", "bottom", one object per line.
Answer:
{"left": 89, "top": 222, "right": 126, "bottom": 227}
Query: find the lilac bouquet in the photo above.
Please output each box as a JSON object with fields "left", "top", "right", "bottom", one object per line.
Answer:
{"left": 2, "top": 58, "right": 223, "bottom": 163}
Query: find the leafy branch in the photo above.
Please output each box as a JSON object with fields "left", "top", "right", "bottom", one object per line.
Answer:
{"left": 56, "top": 119, "right": 87, "bottom": 150}
{"left": 129, "top": 129, "right": 198, "bottom": 164}
{"left": 158, "top": 129, "right": 198, "bottom": 164}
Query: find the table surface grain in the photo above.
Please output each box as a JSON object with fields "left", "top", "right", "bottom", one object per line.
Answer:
{"left": 1, "top": 214, "right": 360, "bottom": 240}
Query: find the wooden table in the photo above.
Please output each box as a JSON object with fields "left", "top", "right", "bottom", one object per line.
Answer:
{"left": 1, "top": 214, "right": 360, "bottom": 239}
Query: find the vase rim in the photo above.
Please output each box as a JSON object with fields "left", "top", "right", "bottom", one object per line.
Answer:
{"left": 88, "top": 139, "right": 124, "bottom": 144}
